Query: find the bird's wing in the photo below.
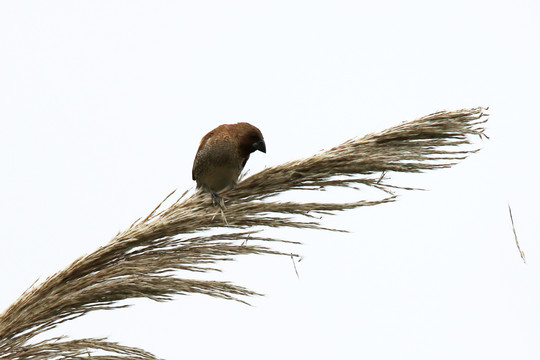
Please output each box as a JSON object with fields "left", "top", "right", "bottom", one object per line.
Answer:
{"left": 192, "top": 129, "right": 219, "bottom": 181}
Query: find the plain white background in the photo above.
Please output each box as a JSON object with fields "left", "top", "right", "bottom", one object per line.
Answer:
{"left": 1, "top": 1, "right": 539, "bottom": 359}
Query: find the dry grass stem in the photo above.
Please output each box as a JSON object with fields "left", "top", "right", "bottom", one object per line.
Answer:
{"left": 508, "top": 204, "right": 526, "bottom": 264}
{"left": 291, "top": 254, "right": 300, "bottom": 279}
{"left": 0, "top": 107, "right": 488, "bottom": 359}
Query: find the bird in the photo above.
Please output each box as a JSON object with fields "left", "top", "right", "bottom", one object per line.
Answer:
{"left": 192, "top": 122, "right": 266, "bottom": 205}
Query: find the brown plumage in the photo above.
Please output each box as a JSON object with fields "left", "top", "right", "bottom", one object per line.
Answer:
{"left": 192, "top": 122, "right": 266, "bottom": 198}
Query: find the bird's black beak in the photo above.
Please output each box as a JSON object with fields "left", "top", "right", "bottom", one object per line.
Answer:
{"left": 253, "top": 139, "right": 266, "bottom": 153}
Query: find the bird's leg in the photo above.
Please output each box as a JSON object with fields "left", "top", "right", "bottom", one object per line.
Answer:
{"left": 210, "top": 192, "right": 228, "bottom": 225}
{"left": 211, "top": 192, "right": 226, "bottom": 209}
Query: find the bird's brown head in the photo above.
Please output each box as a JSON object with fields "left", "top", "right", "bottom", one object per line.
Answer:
{"left": 234, "top": 122, "right": 266, "bottom": 157}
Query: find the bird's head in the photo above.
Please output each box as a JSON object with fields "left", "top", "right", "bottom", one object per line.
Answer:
{"left": 235, "top": 122, "right": 266, "bottom": 156}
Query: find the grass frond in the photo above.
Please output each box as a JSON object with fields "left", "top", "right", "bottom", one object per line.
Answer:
{"left": 0, "top": 107, "right": 488, "bottom": 359}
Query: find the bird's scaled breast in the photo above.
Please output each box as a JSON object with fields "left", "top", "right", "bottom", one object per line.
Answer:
{"left": 197, "top": 164, "right": 241, "bottom": 193}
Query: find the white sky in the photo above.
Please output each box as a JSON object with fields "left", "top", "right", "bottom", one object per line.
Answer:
{"left": 1, "top": 1, "right": 539, "bottom": 359}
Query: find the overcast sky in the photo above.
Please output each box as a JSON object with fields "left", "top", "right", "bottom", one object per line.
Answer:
{"left": 1, "top": 1, "right": 539, "bottom": 359}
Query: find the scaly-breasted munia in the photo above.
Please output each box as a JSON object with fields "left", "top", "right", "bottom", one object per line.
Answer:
{"left": 192, "top": 122, "right": 266, "bottom": 202}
